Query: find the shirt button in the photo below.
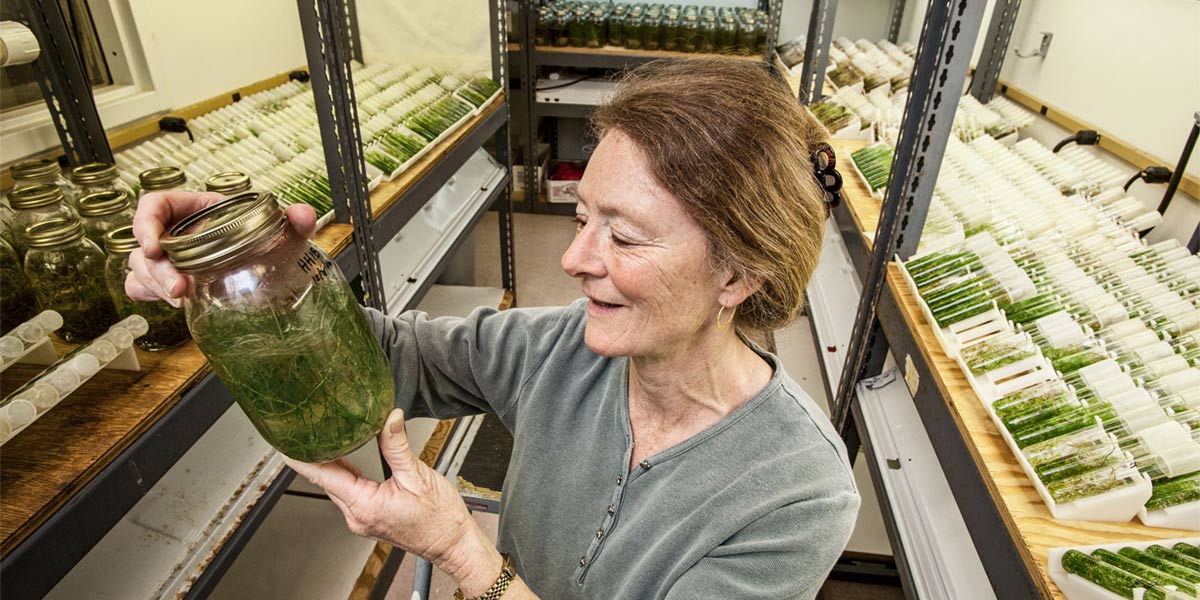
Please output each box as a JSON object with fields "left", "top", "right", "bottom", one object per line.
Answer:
{"left": 639, "top": 460, "right": 651, "bottom": 470}
{"left": 595, "top": 528, "right": 604, "bottom": 539}
{"left": 616, "top": 475, "right": 624, "bottom": 485}
{"left": 607, "top": 504, "right": 615, "bottom": 515}
{"left": 579, "top": 556, "right": 587, "bottom": 567}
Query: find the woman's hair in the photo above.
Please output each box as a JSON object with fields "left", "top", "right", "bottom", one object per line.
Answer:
{"left": 591, "top": 57, "right": 829, "bottom": 331}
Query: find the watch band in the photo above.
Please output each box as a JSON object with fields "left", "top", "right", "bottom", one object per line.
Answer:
{"left": 454, "top": 553, "right": 515, "bottom": 600}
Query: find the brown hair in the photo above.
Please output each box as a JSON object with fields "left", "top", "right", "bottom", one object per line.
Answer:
{"left": 591, "top": 58, "right": 829, "bottom": 331}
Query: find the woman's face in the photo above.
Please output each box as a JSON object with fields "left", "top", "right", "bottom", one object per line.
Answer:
{"left": 562, "top": 131, "right": 732, "bottom": 359}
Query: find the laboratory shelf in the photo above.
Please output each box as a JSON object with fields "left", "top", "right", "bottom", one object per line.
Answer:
{"left": 828, "top": 138, "right": 1195, "bottom": 600}
{"left": 534, "top": 100, "right": 595, "bottom": 119}
{"left": 525, "top": 44, "right": 762, "bottom": 70}
{"left": 0, "top": 97, "right": 510, "bottom": 600}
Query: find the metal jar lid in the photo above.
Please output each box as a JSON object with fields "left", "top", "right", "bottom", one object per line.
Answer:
{"left": 204, "top": 171, "right": 252, "bottom": 195}
{"left": 77, "top": 190, "right": 132, "bottom": 217}
{"left": 23, "top": 217, "right": 85, "bottom": 249}
{"left": 69, "top": 162, "right": 119, "bottom": 185}
{"left": 11, "top": 158, "right": 61, "bottom": 182}
{"left": 160, "top": 191, "right": 287, "bottom": 273}
{"left": 8, "top": 184, "right": 65, "bottom": 210}
{"left": 139, "top": 166, "right": 188, "bottom": 191}
{"left": 103, "top": 225, "right": 140, "bottom": 254}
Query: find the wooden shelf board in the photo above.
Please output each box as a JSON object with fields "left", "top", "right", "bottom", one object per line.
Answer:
{"left": 369, "top": 94, "right": 506, "bottom": 221}
{"left": 832, "top": 139, "right": 1194, "bottom": 600}
{"left": 533, "top": 44, "right": 760, "bottom": 62}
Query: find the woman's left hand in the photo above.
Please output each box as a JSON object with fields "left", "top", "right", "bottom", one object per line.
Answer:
{"left": 285, "top": 409, "right": 505, "bottom": 596}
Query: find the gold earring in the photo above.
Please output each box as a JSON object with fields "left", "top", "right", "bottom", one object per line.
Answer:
{"left": 716, "top": 305, "right": 736, "bottom": 330}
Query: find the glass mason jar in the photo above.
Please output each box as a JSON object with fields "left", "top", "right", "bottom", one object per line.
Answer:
{"left": 205, "top": 171, "right": 253, "bottom": 196}
{"left": 1, "top": 237, "right": 40, "bottom": 334}
{"left": 608, "top": 4, "right": 627, "bottom": 46}
{"left": 138, "top": 166, "right": 196, "bottom": 199}
{"left": 698, "top": 15, "right": 718, "bottom": 53}
{"left": 680, "top": 14, "right": 701, "bottom": 53}
{"left": 77, "top": 190, "right": 135, "bottom": 248}
{"left": 102, "top": 226, "right": 191, "bottom": 351}
{"left": 586, "top": 9, "right": 605, "bottom": 48}
{"left": 69, "top": 162, "right": 134, "bottom": 206}
{"left": 755, "top": 12, "right": 768, "bottom": 54}
{"left": 568, "top": 7, "right": 587, "bottom": 47}
{"left": 641, "top": 11, "right": 662, "bottom": 51}
{"left": 534, "top": 6, "right": 551, "bottom": 46}
{"left": 11, "top": 158, "right": 73, "bottom": 201}
{"left": 160, "top": 192, "right": 393, "bottom": 462}
{"left": 22, "top": 217, "right": 118, "bottom": 342}
{"left": 661, "top": 9, "right": 680, "bottom": 51}
{"left": 551, "top": 8, "right": 571, "bottom": 47}
{"left": 736, "top": 14, "right": 757, "bottom": 54}
{"left": 8, "top": 184, "right": 77, "bottom": 257}
{"left": 717, "top": 15, "right": 739, "bottom": 51}
{"left": 624, "top": 8, "right": 645, "bottom": 50}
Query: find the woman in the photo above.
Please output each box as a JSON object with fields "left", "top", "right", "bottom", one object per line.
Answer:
{"left": 128, "top": 58, "right": 859, "bottom": 599}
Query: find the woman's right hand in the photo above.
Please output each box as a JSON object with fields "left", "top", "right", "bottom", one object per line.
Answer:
{"left": 126, "top": 191, "right": 319, "bottom": 306}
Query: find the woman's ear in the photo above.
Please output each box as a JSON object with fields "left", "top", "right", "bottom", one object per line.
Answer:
{"left": 717, "top": 269, "right": 762, "bottom": 308}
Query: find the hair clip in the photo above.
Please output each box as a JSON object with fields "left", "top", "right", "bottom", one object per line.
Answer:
{"left": 810, "top": 142, "right": 843, "bottom": 210}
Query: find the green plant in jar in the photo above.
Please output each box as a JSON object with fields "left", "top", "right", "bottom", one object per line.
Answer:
{"left": 161, "top": 192, "right": 393, "bottom": 463}
{"left": 22, "top": 217, "right": 118, "bottom": 342}
{"left": 624, "top": 8, "right": 645, "bottom": 50}
{"left": 534, "top": 6, "right": 551, "bottom": 46}
{"left": 640, "top": 10, "right": 662, "bottom": 51}
{"left": 77, "top": 190, "right": 135, "bottom": 248}
{"left": 102, "top": 226, "right": 191, "bottom": 351}
{"left": 735, "top": 14, "right": 756, "bottom": 54}
{"left": 1, "top": 237, "right": 40, "bottom": 334}
{"left": 586, "top": 8, "right": 605, "bottom": 48}
{"left": 8, "top": 184, "right": 77, "bottom": 258}
{"left": 716, "top": 15, "right": 738, "bottom": 51}
{"left": 660, "top": 9, "right": 680, "bottom": 51}
{"left": 608, "top": 4, "right": 628, "bottom": 46}
{"left": 680, "top": 13, "right": 701, "bottom": 53}
{"left": 551, "top": 8, "right": 571, "bottom": 47}
{"left": 698, "top": 14, "right": 718, "bottom": 53}
{"left": 568, "top": 6, "right": 588, "bottom": 47}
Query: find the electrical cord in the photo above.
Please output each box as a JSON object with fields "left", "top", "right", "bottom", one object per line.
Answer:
{"left": 536, "top": 75, "right": 595, "bottom": 91}
{"left": 1123, "top": 166, "right": 1172, "bottom": 191}
{"left": 1052, "top": 129, "right": 1100, "bottom": 153}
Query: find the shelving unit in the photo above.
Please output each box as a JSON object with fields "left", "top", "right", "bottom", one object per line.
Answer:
{"left": 828, "top": 139, "right": 1195, "bottom": 599}
{"left": 0, "top": 0, "right": 516, "bottom": 597}
{"left": 509, "top": 0, "right": 783, "bottom": 214}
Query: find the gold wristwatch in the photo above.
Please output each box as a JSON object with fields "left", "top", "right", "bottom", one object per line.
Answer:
{"left": 454, "top": 553, "right": 515, "bottom": 600}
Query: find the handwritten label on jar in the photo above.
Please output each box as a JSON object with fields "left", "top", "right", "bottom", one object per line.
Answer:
{"left": 297, "top": 247, "right": 333, "bottom": 284}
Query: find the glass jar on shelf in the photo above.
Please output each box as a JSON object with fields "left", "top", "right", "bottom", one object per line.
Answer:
{"left": 698, "top": 14, "right": 718, "bottom": 53}
{"left": 1, "top": 237, "right": 40, "bottom": 335}
{"left": 534, "top": 6, "right": 551, "bottom": 46}
{"left": 679, "top": 13, "right": 700, "bottom": 53}
{"left": 736, "top": 13, "right": 757, "bottom": 55}
{"left": 717, "top": 15, "right": 739, "bottom": 51}
{"left": 755, "top": 11, "right": 768, "bottom": 55}
{"left": 205, "top": 171, "right": 253, "bottom": 196}
{"left": 551, "top": 8, "right": 571, "bottom": 47}
{"left": 608, "top": 3, "right": 628, "bottom": 46}
{"left": 641, "top": 10, "right": 662, "bottom": 51}
{"left": 77, "top": 190, "right": 135, "bottom": 248}
{"left": 586, "top": 8, "right": 605, "bottom": 48}
{"left": 22, "top": 217, "right": 118, "bottom": 343}
{"left": 69, "top": 162, "right": 133, "bottom": 205}
{"left": 138, "top": 166, "right": 196, "bottom": 199}
{"left": 102, "top": 226, "right": 191, "bottom": 351}
{"left": 8, "top": 185, "right": 77, "bottom": 257}
{"left": 624, "top": 6, "right": 645, "bottom": 50}
{"left": 10, "top": 158, "right": 72, "bottom": 199}
{"left": 660, "top": 8, "right": 680, "bottom": 51}
{"left": 568, "top": 6, "right": 588, "bottom": 47}
{"left": 160, "top": 191, "right": 393, "bottom": 463}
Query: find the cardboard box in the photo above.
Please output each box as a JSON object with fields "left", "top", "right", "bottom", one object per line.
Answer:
{"left": 513, "top": 143, "right": 550, "bottom": 202}
{"left": 545, "top": 160, "right": 586, "bottom": 204}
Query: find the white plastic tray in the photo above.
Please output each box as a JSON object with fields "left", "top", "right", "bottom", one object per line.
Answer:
{"left": 1048, "top": 537, "right": 1200, "bottom": 600}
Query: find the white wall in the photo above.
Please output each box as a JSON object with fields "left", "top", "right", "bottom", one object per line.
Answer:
{"left": 127, "top": 0, "right": 306, "bottom": 111}
{"left": 901, "top": 0, "right": 1199, "bottom": 243}
{"left": 779, "top": 0, "right": 896, "bottom": 45}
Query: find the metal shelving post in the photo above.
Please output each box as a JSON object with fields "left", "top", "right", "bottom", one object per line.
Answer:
{"left": 16, "top": 0, "right": 114, "bottom": 166}
{"left": 886, "top": 0, "right": 907, "bottom": 43}
{"left": 296, "top": 0, "right": 386, "bottom": 312}
{"left": 491, "top": 0, "right": 519, "bottom": 296}
{"left": 832, "top": 0, "right": 986, "bottom": 437}
{"left": 968, "top": 0, "right": 1021, "bottom": 103}
{"left": 798, "top": 0, "right": 838, "bottom": 104}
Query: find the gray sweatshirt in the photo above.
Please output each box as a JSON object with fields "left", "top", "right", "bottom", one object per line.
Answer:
{"left": 364, "top": 299, "right": 860, "bottom": 599}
